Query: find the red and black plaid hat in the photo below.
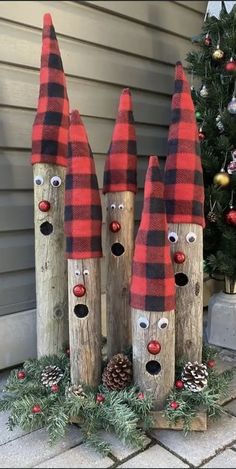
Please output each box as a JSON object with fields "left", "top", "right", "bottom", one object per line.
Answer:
{"left": 31, "top": 13, "right": 69, "bottom": 166}
{"left": 130, "top": 155, "right": 175, "bottom": 312}
{"left": 164, "top": 61, "right": 205, "bottom": 227}
{"left": 64, "top": 110, "right": 103, "bottom": 259}
{"left": 103, "top": 88, "right": 137, "bottom": 194}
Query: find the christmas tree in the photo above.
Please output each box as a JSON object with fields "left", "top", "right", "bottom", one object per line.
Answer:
{"left": 186, "top": 2, "right": 236, "bottom": 281}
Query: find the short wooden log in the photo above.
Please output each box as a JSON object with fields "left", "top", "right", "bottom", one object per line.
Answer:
{"left": 68, "top": 258, "right": 101, "bottom": 387}
{"left": 147, "top": 410, "right": 207, "bottom": 431}
{"left": 105, "top": 191, "right": 135, "bottom": 358}
{"left": 33, "top": 163, "right": 68, "bottom": 357}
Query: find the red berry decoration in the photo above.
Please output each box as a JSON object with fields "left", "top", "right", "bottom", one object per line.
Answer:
{"left": 175, "top": 379, "right": 184, "bottom": 389}
{"left": 225, "top": 57, "right": 236, "bottom": 72}
{"left": 96, "top": 394, "right": 105, "bottom": 404}
{"left": 38, "top": 200, "right": 51, "bottom": 212}
{"left": 51, "top": 384, "right": 59, "bottom": 393}
{"left": 204, "top": 33, "right": 211, "bottom": 46}
{"left": 225, "top": 210, "right": 236, "bottom": 226}
{"left": 173, "top": 251, "right": 186, "bottom": 264}
{"left": 207, "top": 359, "right": 216, "bottom": 369}
{"left": 17, "top": 370, "right": 26, "bottom": 380}
{"left": 73, "top": 284, "right": 86, "bottom": 297}
{"left": 198, "top": 130, "right": 206, "bottom": 141}
{"left": 32, "top": 404, "right": 42, "bottom": 414}
{"left": 109, "top": 221, "right": 121, "bottom": 233}
{"left": 170, "top": 401, "right": 179, "bottom": 410}
{"left": 137, "top": 392, "right": 145, "bottom": 400}
{"left": 147, "top": 340, "right": 161, "bottom": 355}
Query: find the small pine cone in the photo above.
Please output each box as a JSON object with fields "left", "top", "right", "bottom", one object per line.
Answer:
{"left": 207, "top": 211, "right": 218, "bottom": 223}
{"left": 41, "top": 365, "right": 63, "bottom": 387}
{"left": 102, "top": 353, "right": 132, "bottom": 391}
{"left": 181, "top": 361, "right": 208, "bottom": 393}
{"left": 67, "top": 384, "right": 86, "bottom": 399}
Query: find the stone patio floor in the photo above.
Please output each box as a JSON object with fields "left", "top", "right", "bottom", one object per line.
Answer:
{"left": 0, "top": 347, "right": 236, "bottom": 468}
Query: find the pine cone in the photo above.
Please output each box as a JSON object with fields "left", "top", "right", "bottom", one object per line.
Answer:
{"left": 102, "top": 353, "right": 132, "bottom": 391}
{"left": 181, "top": 361, "right": 208, "bottom": 392}
{"left": 207, "top": 211, "right": 218, "bottom": 223}
{"left": 41, "top": 365, "right": 63, "bottom": 387}
{"left": 67, "top": 384, "right": 86, "bottom": 399}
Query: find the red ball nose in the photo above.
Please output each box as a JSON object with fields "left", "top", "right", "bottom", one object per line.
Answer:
{"left": 38, "top": 200, "right": 51, "bottom": 212}
{"left": 109, "top": 221, "right": 121, "bottom": 233}
{"left": 174, "top": 251, "right": 186, "bottom": 264}
{"left": 73, "top": 284, "right": 86, "bottom": 297}
{"left": 147, "top": 340, "right": 161, "bottom": 355}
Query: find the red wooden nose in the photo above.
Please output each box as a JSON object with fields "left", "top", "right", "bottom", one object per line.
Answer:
{"left": 109, "top": 221, "right": 121, "bottom": 233}
{"left": 174, "top": 251, "right": 186, "bottom": 264}
{"left": 38, "top": 200, "right": 51, "bottom": 212}
{"left": 73, "top": 284, "right": 86, "bottom": 297}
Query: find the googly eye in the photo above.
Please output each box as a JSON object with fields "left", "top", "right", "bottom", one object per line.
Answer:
{"left": 110, "top": 204, "right": 116, "bottom": 210}
{"left": 83, "top": 269, "right": 89, "bottom": 276}
{"left": 75, "top": 270, "right": 81, "bottom": 277}
{"left": 138, "top": 317, "right": 149, "bottom": 329}
{"left": 34, "top": 175, "right": 44, "bottom": 186}
{"left": 118, "top": 204, "right": 124, "bottom": 210}
{"left": 158, "top": 318, "right": 169, "bottom": 330}
{"left": 50, "top": 176, "right": 62, "bottom": 187}
{"left": 168, "top": 232, "right": 178, "bottom": 244}
{"left": 186, "top": 232, "right": 197, "bottom": 244}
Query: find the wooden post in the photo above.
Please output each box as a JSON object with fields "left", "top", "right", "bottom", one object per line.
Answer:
{"left": 33, "top": 163, "right": 68, "bottom": 356}
{"left": 169, "top": 223, "right": 203, "bottom": 363}
{"left": 106, "top": 191, "right": 135, "bottom": 358}
{"left": 68, "top": 258, "right": 101, "bottom": 386}
{"left": 132, "top": 309, "right": 175, "bottom": 409}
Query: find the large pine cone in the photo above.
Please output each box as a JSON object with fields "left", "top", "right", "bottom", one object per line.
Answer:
{"left": 102, "top": 353, "right": 132, "bottom": 391}
{"left": 41, "top": 365, "right": 63, "bottom": 387}
{"left": 181, "top": 361, "right": 208, "bottom": 392}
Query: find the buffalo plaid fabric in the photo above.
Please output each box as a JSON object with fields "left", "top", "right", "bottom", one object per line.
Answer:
{"left": 130, "top": 155, "right": 175, "bottom": 312}
{"left": 31, "top": 13, "right": 69, "bottom": 167}
{"left": 164, "top": 61, "right": 205, "bottom": 227}
{"left": 65, "top": 110, "right": 103, "bottom": 259}
{"left": 103, "top": 88, "right": 137, "bottom": 194}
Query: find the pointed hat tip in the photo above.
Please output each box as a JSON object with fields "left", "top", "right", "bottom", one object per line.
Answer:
{"left": 43, "top": 13, "right": 53, "bottom": 26}
{"left": 122, "top": 87, "right": 131, "bottom": 95}
{"left": 118, "top": 87, "right": 133, "bottom": 112}
{"left": 70, "top": 109, "right": 82, "bottom": 125}
{"left": 149, "top": 155, "right": 159, "bottom": 166}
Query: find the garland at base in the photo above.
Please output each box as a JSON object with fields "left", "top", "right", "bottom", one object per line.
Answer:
{"left": 0, "top": 351, "right": 153, "bottom": 455}
{"left": 163, "top": 345, "right": 234, "bottom": 434}
{"left": 0, "top": 346, "right": 234, "bottom": 453}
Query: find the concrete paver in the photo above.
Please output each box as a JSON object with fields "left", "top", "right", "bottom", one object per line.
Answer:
{"left": 34, "top": 443, "right": 113, "bottom": 468}
{"left": 0, "top": 411, "right": 29, "bottom": 445}
{"left": 224, "top": 399, "right": 236, "bottom": 416}
{"left": 117, "top": 444, "right": 190, "bottom": 468}
{"left": 98, "top": 431, "right": 151, "bottom": 460}
{"left": 201, "top": 449, "right": 236, "bottom": 468}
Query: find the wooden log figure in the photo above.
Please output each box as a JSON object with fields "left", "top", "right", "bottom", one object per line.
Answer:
{"left": 164, "top": 62, "right": 205, "bottom": 363}
{"left": 130, "top": 156, "right": 176, "bottom": 409}
{"left": 65, "top": 110, "right": 103, "bottom": 387}
{"left": 31, "top": 13, "right": 69, "bottom": 357}
{"left": 103, "top": 89, "right": 137, "bottom": 358}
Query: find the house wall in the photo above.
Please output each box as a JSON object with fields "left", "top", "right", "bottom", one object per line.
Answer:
{"left": 0, "top": 0, "right": 207, "bottom": 366}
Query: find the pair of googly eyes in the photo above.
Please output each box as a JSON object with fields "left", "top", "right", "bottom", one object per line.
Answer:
{"left": 34, "top": 176, "right": 62, "bottom": 187}
{"left": 75, "top": 269, "right": 89, "bottom": 276}
{"left": 109, "top": 204, "right": 124, "bottom": 210}
{"left": 138, "top": 317, "right": 168, "bottom": 329}
{"left": 168, "top": 232, "right": 197, "bottom": 244}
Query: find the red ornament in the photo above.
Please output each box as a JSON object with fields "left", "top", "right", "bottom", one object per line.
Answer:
{"left": 170, "top": 401, "right": 179, "bottom": 410}
{"left": 73, "top": 284, "right": 86, "bottom": 297}
{"left": 204, "top": 33, "right": 211, "bottom": 46}
{"left": 207, "top": 359, "right": 216, "bottom": 369}
{"left": 225, "top": 58, "right": 236, "bottom": 72}
{"left": 175, "top": 379, "right": 184, "bottom": 389}
{"left": 96, "top": 393, "right": 105, "bottom": 404}
{"left": 137, "top": 392, "right": 145, "bottom": 400}
{"left": 198, "top": 130, "right": 206, "bottom": 141}
{"left": 225, "top": 210, "right": 236, "bottom": 226}
{"left": 51, "top": 384, "right": 59, "bottom": 393}
{"left": 174, "top": 251, "right": 186, "bottom": 264}
{"left": 147, "top": 340, "right": 161, "bottom": 355}
{"left": 38, "top": 200, "right": 51, "bottom": 212}
{"left": 32, "top": 404, "right": 42, "bottom": 414}
{"left": 109, "top": 221, "right": 121, "bottom": 233}
{"left": 17, "top": 370, "right": 26, "bottom": 380}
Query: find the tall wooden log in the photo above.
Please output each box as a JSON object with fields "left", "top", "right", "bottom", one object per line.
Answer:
{"left": 132, "top": 308, "right": 175, "bottom": 409}
{"left": 106, "top": 191, "right": 134, "bottom": 359}
{"left": 33, "top": 163, "right": 68, "bottom": 356}
{"left": 169, "top": 222, "right": 203, "bottom": 362}
{"left": 68, "top": 258, "right": 101, "bottom": 387}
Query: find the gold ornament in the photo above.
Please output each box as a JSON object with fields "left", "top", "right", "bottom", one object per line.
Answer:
{"left": 212, "top": 45, "right": 224, "bottom": 61}
{"left": 213, "top": 171, "right": 230, "bottom": 187}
